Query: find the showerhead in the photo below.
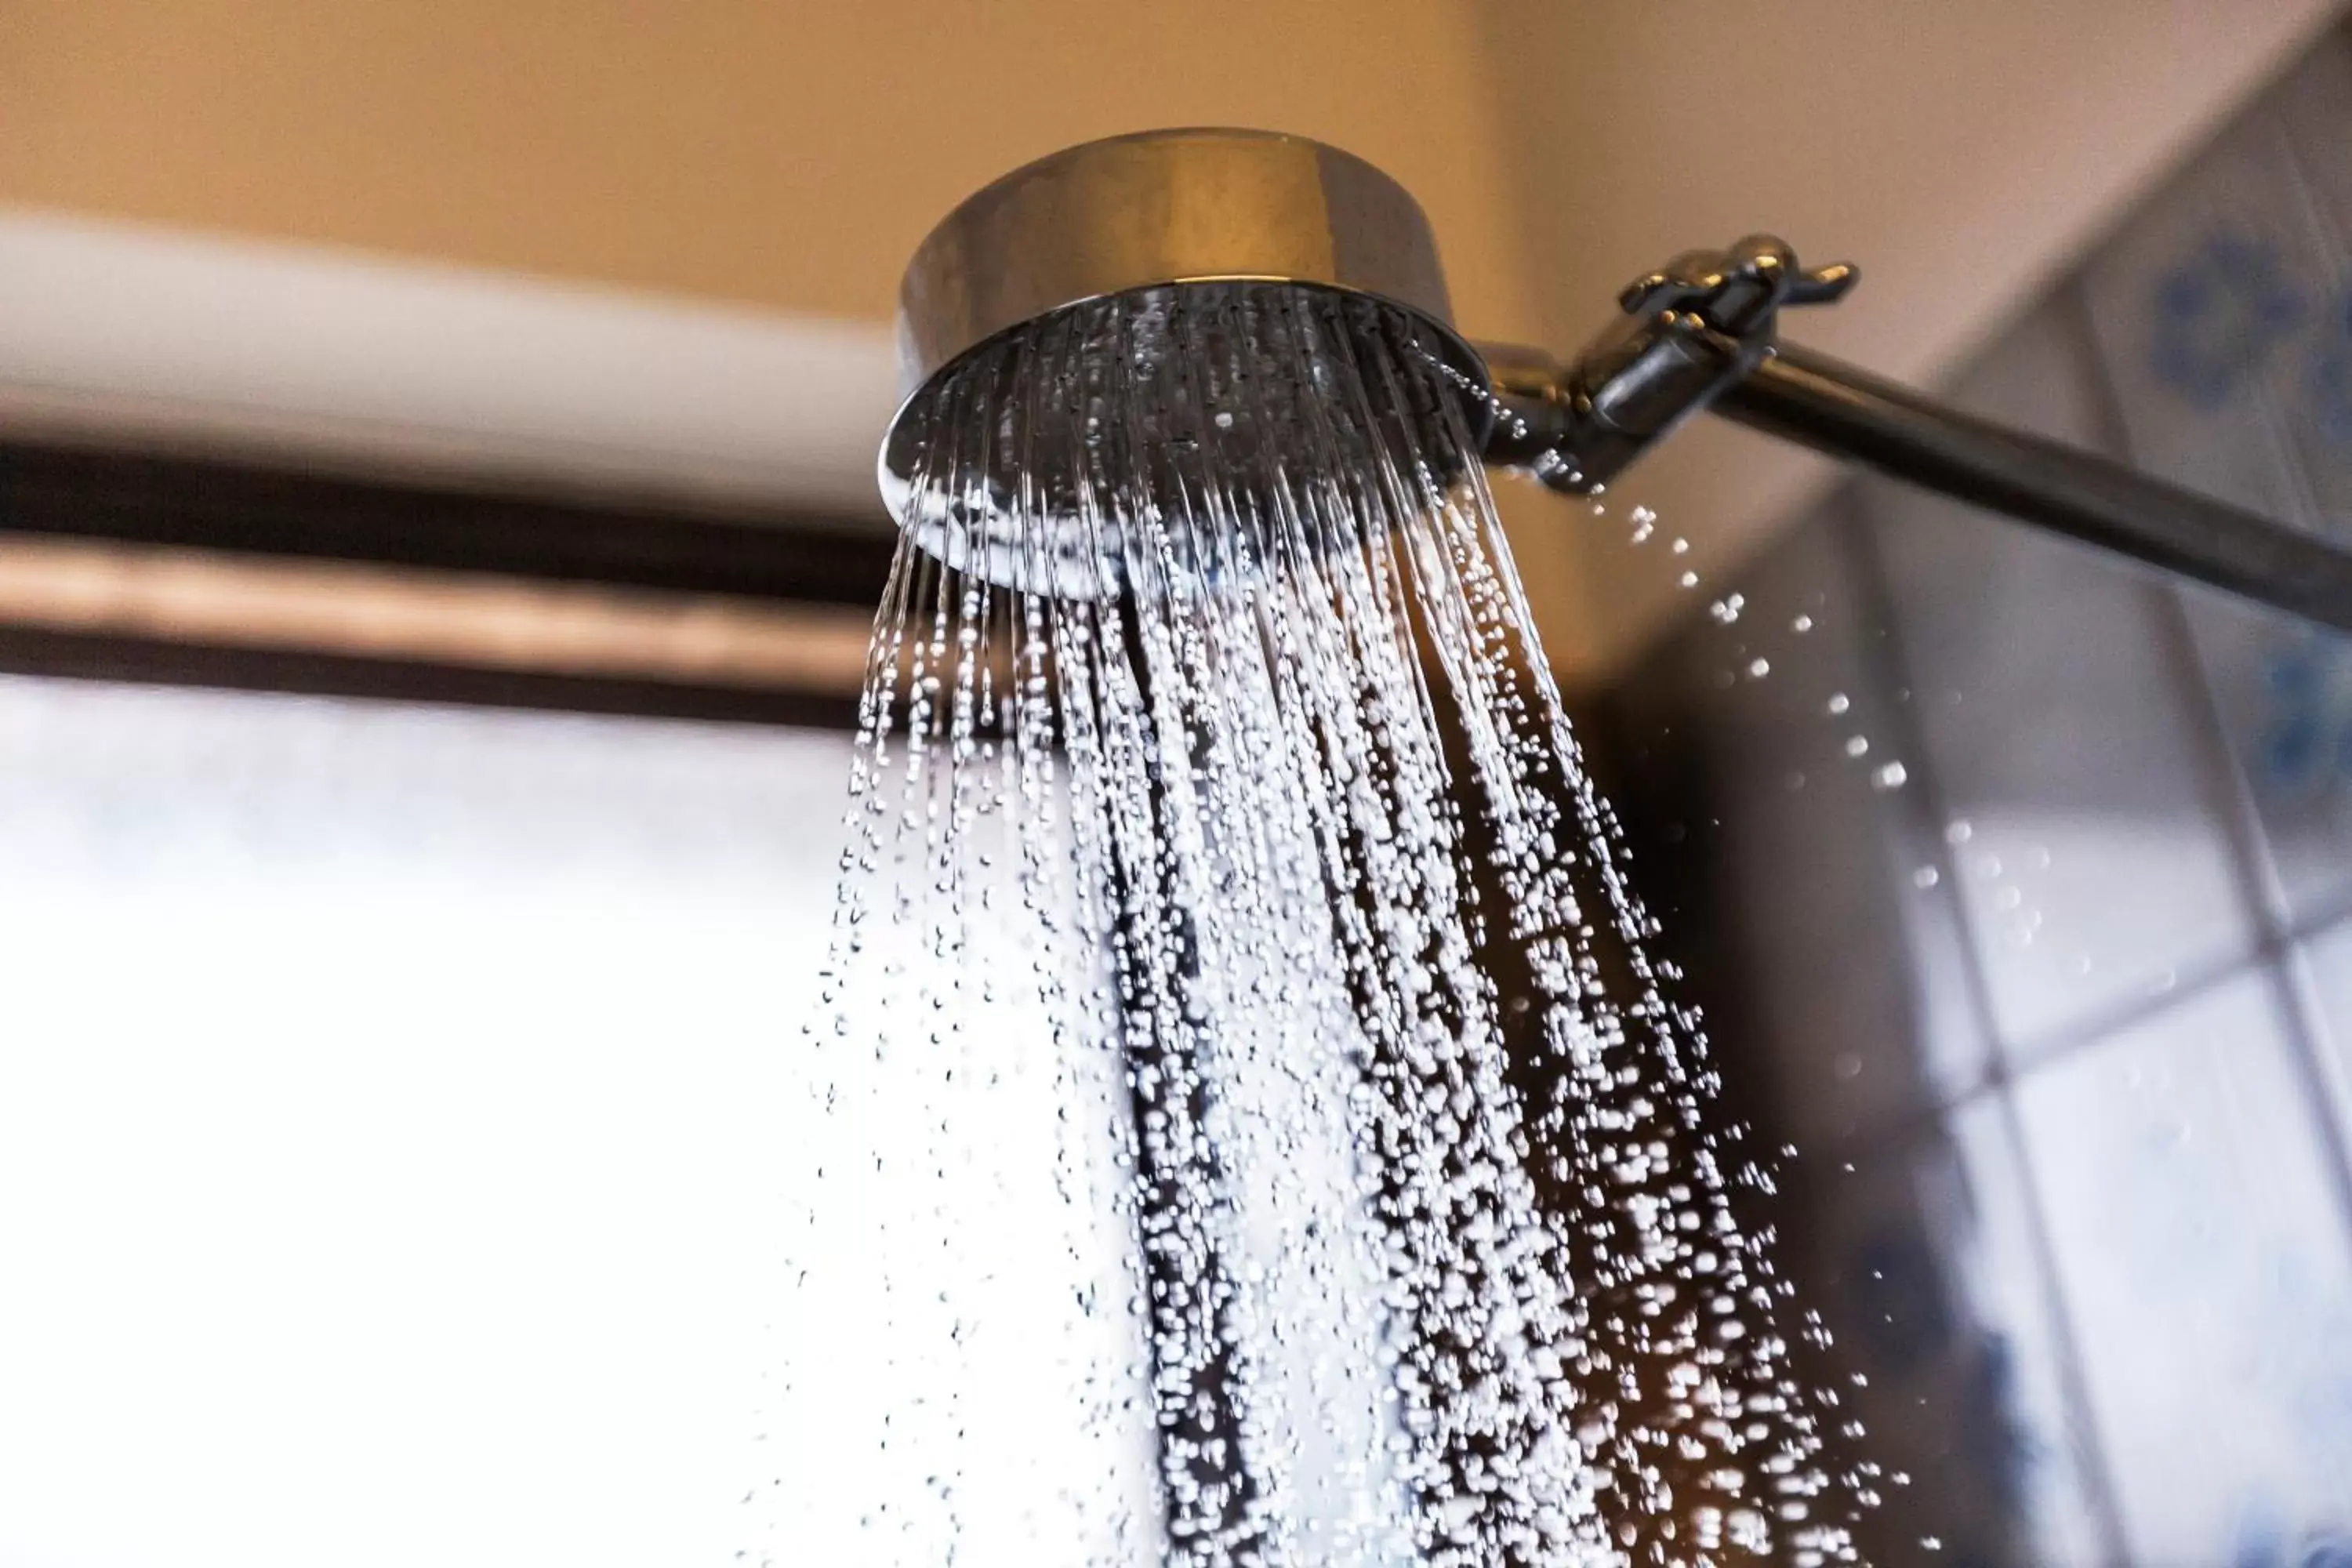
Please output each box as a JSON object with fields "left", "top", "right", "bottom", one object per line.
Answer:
{"left": 878, "top": 126, "right": 2347, "bottom": 648}
{"left": 876, "top": 129, "right": 1905, "bottom": 614}
{"left": 877, "top": 129, "right": 1498, "bottom": 599}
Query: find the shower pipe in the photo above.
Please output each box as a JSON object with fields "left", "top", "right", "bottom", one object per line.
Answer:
{"left": 1476, "top": 238, "right": 2352, "bottom": 635}
{"left": 881, "top": 128, "right": 2352, "bottom": 634}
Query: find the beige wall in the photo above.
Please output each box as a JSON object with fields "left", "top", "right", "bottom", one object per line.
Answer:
{"left": 0, "top": 1, "right": 1535, "bottom": 334}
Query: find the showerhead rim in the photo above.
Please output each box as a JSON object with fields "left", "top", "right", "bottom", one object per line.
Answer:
{"left": 878, "top": 127, "right": 1497, "bottom": 546}
{"left": 890, "top": 127, "right": 1472, "bottom": 387}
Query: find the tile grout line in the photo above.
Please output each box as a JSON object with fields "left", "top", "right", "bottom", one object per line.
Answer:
{"left": 1853, "top": 924, "right": 2298, "bottom": 1171}
{"left": 1848, "top": 848, "right": 2352, "bottom": 1183}
{"left": 1832, "top": 486, "right": 2136, "bottom": 1568}
{"left": 1999, "top": 917, "right": 2314, "bottom": 1079}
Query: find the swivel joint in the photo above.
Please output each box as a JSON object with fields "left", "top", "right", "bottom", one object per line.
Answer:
{"left": 1479, "top": 236, "right": 1859, "bottom": 494}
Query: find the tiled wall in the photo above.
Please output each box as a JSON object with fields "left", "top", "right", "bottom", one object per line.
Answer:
{"left": 1602, "top": 26, "right": 2352, "bottom": 1568}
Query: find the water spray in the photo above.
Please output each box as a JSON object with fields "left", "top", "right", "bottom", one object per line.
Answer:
{"left": 797, "top": 126, "right": 2328, "bottom": 1567}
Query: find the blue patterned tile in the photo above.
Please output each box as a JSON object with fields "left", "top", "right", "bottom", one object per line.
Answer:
{"left": 2306, "top": 288, "right": 2352, "bottom": 457}
{"left": 2147, "top": 231, "right": 2308, "bottom": 409}
{"left": 1865, "top": 302, "right": 2257, "bottom": 1054}
{"left": 2078, "top": 38, "right": 2352, "bottom": 927}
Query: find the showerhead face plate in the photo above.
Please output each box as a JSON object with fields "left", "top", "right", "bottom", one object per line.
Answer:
{"left": 877, "top": 129, "right": 1494, "bottom": 597}
{"left": 878, "top": 280, "right": 1490, "bottom": 599}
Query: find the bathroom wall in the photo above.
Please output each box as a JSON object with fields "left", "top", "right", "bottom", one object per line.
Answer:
{"left": 4, "top": 0, "right": 2343, "bottom": 683}
{"left": 1479, "top": 0, "right": 2351, "bottom": 681}
{"left": 1600, "top": 26, "right": 2352, "bottom": 1566}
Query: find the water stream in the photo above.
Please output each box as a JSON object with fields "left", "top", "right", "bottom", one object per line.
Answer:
{"left": 779, "top": 283, "right": 1878, "bottom": 1567}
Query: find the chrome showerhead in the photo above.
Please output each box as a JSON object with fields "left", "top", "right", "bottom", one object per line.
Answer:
{"left": 877, "top": 129, "right": 1496, "bottom": 599}
{"left": 876, "top": 127, "right": 2349, "bottom": 643}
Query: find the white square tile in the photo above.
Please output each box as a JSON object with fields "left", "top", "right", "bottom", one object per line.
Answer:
{"left": 1865, "top": 304, "right": 2258, "bottom": 1052}
{"left": 1941, "top": 1102, "right": 2119, "bottom": 1568}
{"left": 1644, "top": 511, "right": 1989, "bottom": 1148}
{"left": 2078, "top": 45, "right": 2352, "bottom": 927}
{"left": 1793, "top": 1107, "right": 2114, "bottom": 1566}
{"left": 2012, "top": 970, "right": 2352, "bottom": 1565}
{"left": 2291, "top": 913, "right": 2352, "bottom": 1167}
{"left": 2180, "top": 591, "right": 2352, "bottom": 928}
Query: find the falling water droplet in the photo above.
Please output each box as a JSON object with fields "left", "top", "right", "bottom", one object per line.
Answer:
{"left": 804, "top": 283, "right": 1875, "bottom": 1564}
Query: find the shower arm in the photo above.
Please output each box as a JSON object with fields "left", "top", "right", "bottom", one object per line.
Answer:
{"left": 1478, "top": 236, "right": 2352, "bottom": 636}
